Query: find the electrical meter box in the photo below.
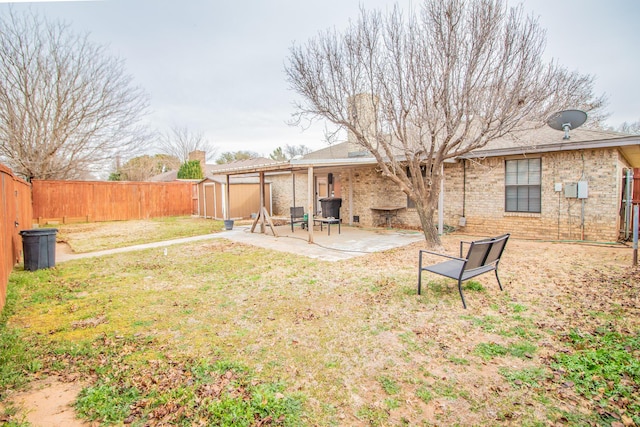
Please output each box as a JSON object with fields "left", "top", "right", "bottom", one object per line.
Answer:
{"left": 577, "top": 181, "right": 588, "bottom": 199}
{"left": 564, "top": 182, "right": 578, "bottom": 198}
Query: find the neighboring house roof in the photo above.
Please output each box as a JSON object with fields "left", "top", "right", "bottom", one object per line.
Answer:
{"left": 148, "top": 170, "right": 178, "bottom": 182}
{"left": 149, "top": 157, "right": 279, "bottom": 182}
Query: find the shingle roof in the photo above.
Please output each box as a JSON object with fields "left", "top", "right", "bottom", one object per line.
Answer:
{"left": 148, "top": 170, "right": 178, "bottom": 182}
{"left": 205, "top": 158, "right": 277, "bottom": 174}
{"left": 300, "top": 126, "right": 638, "bottom": 162}
{"left": 301, "top": 143, "right": 355, "bottom": 160}
{"left": 471, "top": 125, "right": 632, "bottom": 154}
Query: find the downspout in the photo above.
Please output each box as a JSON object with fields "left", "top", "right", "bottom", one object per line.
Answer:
{"left": 462, "top": 159, "right": 466, "bottom": 223}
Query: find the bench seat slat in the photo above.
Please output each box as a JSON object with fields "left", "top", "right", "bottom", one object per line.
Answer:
{"left": 422, "top": 261, "right": 496, "bottom": 281}
{"left": 422, "top": 259, "right": 465, "bottom": 280}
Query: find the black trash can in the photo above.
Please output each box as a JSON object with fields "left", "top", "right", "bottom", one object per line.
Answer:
{"left": 319, "top": 197, "right": 342, "bottom": 219}
{"left": 20, "top": 228, "right": 58, "bottom": 271}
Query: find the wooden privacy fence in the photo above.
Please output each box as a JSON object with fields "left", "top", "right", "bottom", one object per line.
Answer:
{"left": 0, "top": 164, "right": 33, "bottom": 311}
{"left": 32, "top": 180, "right": 194, "bottom": 225}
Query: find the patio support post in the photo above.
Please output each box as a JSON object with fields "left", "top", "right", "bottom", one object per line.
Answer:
{"left": 308, "top": 166, "right": 314, "bottom": 243}
{"left": 259, "top": 171, "right": 265, "bottom": 233}
{"left": 225, "top": 174, "right": 230, "bottom": 220}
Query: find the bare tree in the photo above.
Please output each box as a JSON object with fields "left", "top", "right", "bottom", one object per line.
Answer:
{"left": 159, "top": 125, "right": 217, "bottom": 163}
{"left": 0, "top": 8, "right": 151, "bottom": 181}
{"left": 284, "top": 144, "right": 312, "bottom": 159}
{"left": 110, "top": 154, "right": 179, "bottom": 181}
{"left": 286, "top": 0, "right": 606, "bottom": 246}
{"left": 269, "top": 147, "right": 287, "bottom": 161}
{"left": 216, "top": 150, "right": 261, "bottom": 164}
{"left": 617, "top": 120, "right": 640, "bottom": 135}
{"left": 270, "top": 144, "right": 312, "bottom": 161}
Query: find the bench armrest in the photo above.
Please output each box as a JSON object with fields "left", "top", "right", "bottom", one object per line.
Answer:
{"left": 419, "top": 249, "right": 466, "bottom": 263}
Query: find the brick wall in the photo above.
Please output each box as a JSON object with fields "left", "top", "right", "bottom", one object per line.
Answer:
{"left": 269, "top": 172, "right": 309, "bottom": 216}
{"left": 340, "top": 167, "right": 414, "bottom": 227}
{"left": 446, "top": 148, "right": 625, "bottom": 241}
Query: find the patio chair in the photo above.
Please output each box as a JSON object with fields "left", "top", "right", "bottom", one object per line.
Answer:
{"left": 417, "top": 234, "right": 510, "bottom": 308}
{"left": 290, "top": 207, "right": 306, "bottom": 232}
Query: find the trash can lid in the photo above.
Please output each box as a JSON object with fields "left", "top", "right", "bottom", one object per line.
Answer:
{"left": 19, "top": 228, "right": 58, "bottom": 235}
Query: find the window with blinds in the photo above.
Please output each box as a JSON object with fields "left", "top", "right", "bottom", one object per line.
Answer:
{"left": 505, "top": 158, "right": 541, "bottom": 213}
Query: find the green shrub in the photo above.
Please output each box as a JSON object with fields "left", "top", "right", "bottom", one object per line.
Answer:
{"left": 177, "top": 160, "right": 203, "bottom": 179}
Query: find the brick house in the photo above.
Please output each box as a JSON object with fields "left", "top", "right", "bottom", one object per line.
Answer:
{"left": 216, "top": 127, "right": 639, "bottom": 242}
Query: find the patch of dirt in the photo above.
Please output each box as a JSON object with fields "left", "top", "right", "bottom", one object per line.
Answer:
{"left": 6, "top": 376, "right": 88, "bottom": 427}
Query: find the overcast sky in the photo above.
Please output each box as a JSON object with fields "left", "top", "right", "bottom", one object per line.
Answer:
{"left": 2, "top": 0, "right": 639, "bottom": 159}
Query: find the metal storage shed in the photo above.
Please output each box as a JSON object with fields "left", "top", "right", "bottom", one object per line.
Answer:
{"left": 196, "top": 175, "right": 272, "bottom": 220}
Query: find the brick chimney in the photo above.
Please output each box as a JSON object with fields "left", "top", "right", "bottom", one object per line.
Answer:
{"left": 188, "top": 150, "right": 206, "bottom": 170}
{"left": 347, "top": 93, "right": 378, "bottom": 157}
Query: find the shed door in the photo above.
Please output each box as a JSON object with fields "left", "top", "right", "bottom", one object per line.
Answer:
{"left": 203, "top": 184, "right": 215, "bottom": 219}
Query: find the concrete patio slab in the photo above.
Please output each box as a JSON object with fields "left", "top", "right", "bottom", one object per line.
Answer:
{"left": 221, "top": 224, "right": 425, "bottom": 261}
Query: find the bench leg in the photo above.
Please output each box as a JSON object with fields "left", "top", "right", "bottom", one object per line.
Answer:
{"left": 458, "top": 279, "right": 467, "bottom": 309}
{"left": 495, "top": 269, "right": 504, "bottom": 291}
{"left": 417, "top": 255, "right": 423, "bottom": 295}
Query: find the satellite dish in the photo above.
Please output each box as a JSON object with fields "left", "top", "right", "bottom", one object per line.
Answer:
{"left": 546, "top": 109, "right": 588, "bottom": 140}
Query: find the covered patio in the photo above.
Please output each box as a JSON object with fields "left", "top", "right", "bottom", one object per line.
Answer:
{"left": 211, "top": 158, "right": 377, "bottom": 244}
{"left": 212, "top": 157, "right": 445, "bottom": 244}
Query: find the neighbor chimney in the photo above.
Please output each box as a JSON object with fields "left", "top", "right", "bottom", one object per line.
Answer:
{"left": 188, "top": 150, "right": 206, "bottom": 170}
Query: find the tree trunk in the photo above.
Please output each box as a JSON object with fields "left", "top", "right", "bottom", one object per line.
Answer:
{"left": 415, "top": 202, "right": 441, "bottom": 248}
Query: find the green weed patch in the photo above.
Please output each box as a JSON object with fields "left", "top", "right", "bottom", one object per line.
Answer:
{"left": 551, "top": 328, "right": 640, "bottom": 425}
{"left": 474, "top": 341, "right": 537, "bottom": 360}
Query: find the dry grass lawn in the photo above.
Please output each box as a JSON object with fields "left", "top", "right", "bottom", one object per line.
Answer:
{"left": 1, "top": 218, "right": 638, "bottom": 426}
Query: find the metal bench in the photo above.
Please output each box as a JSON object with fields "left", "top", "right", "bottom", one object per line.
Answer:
{"left": 417, "top": 234, "right": 510, "bottom": 308}
{"left": 290, "top": 207, "right": 306, "bottom": 232}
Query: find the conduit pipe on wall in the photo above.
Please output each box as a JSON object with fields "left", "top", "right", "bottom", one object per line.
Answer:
{"left": 462, "top": 159, "right": 466, "bottom": 219}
